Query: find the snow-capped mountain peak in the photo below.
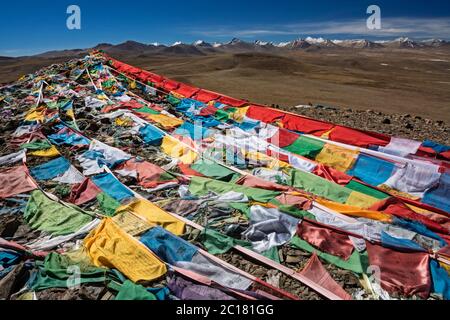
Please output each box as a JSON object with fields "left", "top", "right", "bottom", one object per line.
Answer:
{"left": 193, "top": 40, "right": 212, "bottom": 47}
{"left": 305, "top": 37, "right": 326, "bottom": 44}
{"left": 395, "top": 37, "right": 410, "bottom": 42}
{"left": 229, "top": 38, "right": 243, "bottom": 45}
{"left": 255, "top": 40, "right": 274, "bottom": 46}
{"left": 275, "top": 41, "right": 291, "bottom": 47}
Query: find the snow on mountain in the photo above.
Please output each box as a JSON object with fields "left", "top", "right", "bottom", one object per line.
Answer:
{"left": 228, "top": 38, "right": 243, "bottom": 45}
{"left": 193, "top": 40, "right": 212, "bottom": 47}
{"left": 305, "top": 37, "right": 326, "bottom": 44}
{"left": 275, "top": 42, "right": 291, "bottom": 47}
{"left": 388, "top": 37, "right": 421, "bottom": 48}
{"left": 255, "top": 40, "right": 273, "bottom": 46}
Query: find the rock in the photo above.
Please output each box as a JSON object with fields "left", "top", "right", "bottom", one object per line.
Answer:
{"left": 382, "top": 118, "right": 391, "bottom": 124}
{"left": 285, "top": 255, "right": 303, "bottom": 264}
{"left": 405, "top": 123, "right": 414, "bottom": 130}
{"left": 278, "top": 249, "right": 284, "bottom": 263}
{"left": 87, "top": 123, "right": 100, "bottom": 131}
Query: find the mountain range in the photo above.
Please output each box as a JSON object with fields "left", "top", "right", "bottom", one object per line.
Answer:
{"left": 33, "top": 37, "right": 450, "bottom": 58}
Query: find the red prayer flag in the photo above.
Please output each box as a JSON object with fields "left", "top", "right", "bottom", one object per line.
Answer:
{"left": 297, "top": 221, "right": 354, "bottom": 260}
{"left": 194, "top": 90, "right": 221, "bottom": 103}
{"left": 268, "top": 128, "right": 299, "bottom": 148}
{"left": 328, "top": 126, "right": 390, "bottom": 148}
{"left": 217, "top": 95, "right": 247, "bottom": 108}
{"left": 282, "top": 114, "right": 334, "bottom": 135}
{"left": 313, "top": 164, "right": 353, "bottom": 185}
{"left": 115, "top": 159, "right": 178, "bottom": 189}
{"left": 246, "top": 105, "right": 285, "bottom": 123}
{"left": 174, "top": 84, "right": 200, "bottom": 98}
{"left": 68, "top": 178, "right": 101, "bottom": 205}
{"left": 0, "top": 166, "right": 37, "bottom": 199}
{"left": 366, "top": 242, "right": 431, "bottom": 299}
{"left": 300, "top": 253, "right": 352, "bottom": 300}
{"left": 369, "top": 197, "right": 448, "bottom": 234}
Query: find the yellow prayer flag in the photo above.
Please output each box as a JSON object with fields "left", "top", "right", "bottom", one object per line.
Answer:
{"left": 170, "top": 92, "right": 185, "bottom": 99}
{"left": 378, "top": 184, "right": 421, "bottom": 201}
{"left": 25, "top": 109, "right": 45, "bottom": 122}
{"left": 161, "top": 135, "right": 197, "bottom": 165}
{"left": 66, "top": 109, "right": 75, "bottom": 119}
{"left": 315, "top": 144, "right": 359, "bottom": 172}
{"left": 316, "top": 198, "right": 392, "bottom": 222}
{"left": 405, "top": 204, "right": 431, "bottom": 214}
{"left": 117, "top": 198, "right": 185, "bottom": 236}
{"left": 115, "top": 117, "right": 133, "bottom": 127}
{"left": 84, "top": 218, "right": 167, "bottom": 283}
{"left": 112, "top": 211, "right": 153, "bottom": 236}
{"left": 345, "top": 191, "right": 380, "bottom": 209}
{"left": 231, "top": 106, "right": 249, "bottom": 123}
{"left": 29, "top": 146, "right": 60, "bottom": 157}
{"left": 146, "top": 113, "right": 184, "bottom": 129}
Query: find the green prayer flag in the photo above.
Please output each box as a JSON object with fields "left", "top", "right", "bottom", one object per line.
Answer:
{"left": 214, "top": 108, "right": 236, "bottom": 122}
{"left": 46, "top": 101, "right": 59, "bottom": 110}
{"left": 135, "top": 106, "right": 160, "bottom": 115}
{"left": 20, "top": 140, "right": 53, "bottom": 151}
{"left": 102, "top": 79, "right": 116, "bottom": 89}
{"left": 229, "top": 202, "right": 251, "bottom": 219}
{"left": 283, "top": 136, "right": 325, "bottom": 159}
{"left": 201, "top": 228, "right": 251, "bottom": 255}
{"left": 277, "top": 205, "right": 316, "bottom": 220}
{"left": 31, "top": 252, "right": 114, "bottom": 291}
{"left": 288, "top": 169, "right": 352, "bottom": 204}
{"left": 96, "top": 192, "right": 121, "bottom": 217}
{"left": 189, "top": 176, "right": 280, "bottom": 203}
{"left": 262, "top": 246, "right": 281, "bottom": 264}
{"left": 345, "top": 180, "right": 389, "bottom": 200}
{"left": 167, "top": 95, "right": 181, "bottom": 106}
{"left": 115, "top": 280, "right": 157, "bottom": 300}
{"left": 24, "top": 190, "right": 93, "bottom": 236}
{"left": 191, "top": 160, "right": 240, "bottom": 182}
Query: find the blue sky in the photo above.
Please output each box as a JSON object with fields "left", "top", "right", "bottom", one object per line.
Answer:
{"left": 1, "top": 0, "right": 450, "bottom": 56}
